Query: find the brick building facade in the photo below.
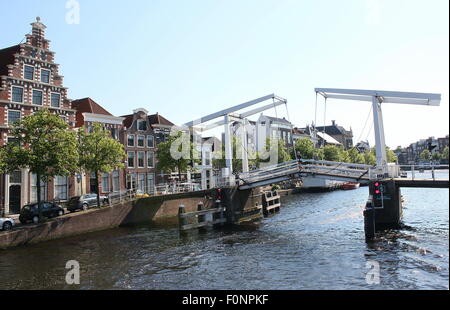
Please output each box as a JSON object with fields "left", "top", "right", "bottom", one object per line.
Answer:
{"left": 0, "top": 18, "right": 77, "bottom": 215}
{"left": 71, "top": 97, "right": 126, "bottom": 196}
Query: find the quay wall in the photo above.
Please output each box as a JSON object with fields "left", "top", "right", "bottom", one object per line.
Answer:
{"left": 0, "top": 189, "right": 215, "bottom": 249}
{"left": 0, "top": 187, "right": 302, "bottom": 249}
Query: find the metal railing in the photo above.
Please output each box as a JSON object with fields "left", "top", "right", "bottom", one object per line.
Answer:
{"left": 398, "top": 164, "right": 449, "bottom": 181}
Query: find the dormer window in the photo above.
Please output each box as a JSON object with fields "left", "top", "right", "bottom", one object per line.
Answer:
{"left": 137, "top": 119, "right": 147, "bottom": 131}
{"left": 24, "top": 65, "right": 34, "bottom": 80}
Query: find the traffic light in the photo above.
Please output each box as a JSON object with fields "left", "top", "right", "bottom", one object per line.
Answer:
{"left": 428, "top": 141, "right": 437, "bottom": 152}
{"left": 372, "top": 181, "right": 384, "bottom": 207}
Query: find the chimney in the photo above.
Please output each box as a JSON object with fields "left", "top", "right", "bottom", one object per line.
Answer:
{"left": 332, "top": 120, "right": 336, "bottom": 126}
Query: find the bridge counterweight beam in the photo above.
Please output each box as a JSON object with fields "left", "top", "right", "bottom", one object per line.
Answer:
{"left": 372, "top": 96, "right": 388, "bottom": 172}
{"left": 224, "top": 114, "right": 233, "bottom": 179}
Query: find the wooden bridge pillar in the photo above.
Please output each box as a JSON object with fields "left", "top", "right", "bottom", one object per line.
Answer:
{"left": 368, "top": 180, "right": 403, "bottom": 230}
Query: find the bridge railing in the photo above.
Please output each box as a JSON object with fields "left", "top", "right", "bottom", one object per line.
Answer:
{"left": 398, "top": 164, "right": 449, "bottom": 180}
{"left": 238, "top": 160, "right": 300, "bottom": 184}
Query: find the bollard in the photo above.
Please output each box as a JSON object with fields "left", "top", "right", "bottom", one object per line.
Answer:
{"left": 178, "top": 204, "right": 187, "bottom": 230}
{"left": 363, "top": 199, "right": 376, "bottom": 242}
{"left": 197, "top": 202, "right": 205, "bottom": 225}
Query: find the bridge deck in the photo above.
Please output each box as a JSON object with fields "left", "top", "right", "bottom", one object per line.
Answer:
{"left": 394, "top": 178, "right": 449, "bottom": 188}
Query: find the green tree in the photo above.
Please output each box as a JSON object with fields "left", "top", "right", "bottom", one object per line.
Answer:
{"left": 322, "top": 145, "right": 341, "bottom": 162}
{"left": 338, "top": 147, "right": 350, "bottom": 163}
{"left": 348, "top": 148, "right": 365, "bottom": 164}
{"left": 442, "top": 147, "right": 449, "bottom": 161}
{"left": 4, "top": 108, "right": 78, "bottom": 221}
{"left": 386, "top": 147, "right": 398, "bottom": 163}
{"left": 277, "top": 139, "right": 292, "bottom": 164}
{"left": 78, "top": 123, "right": 126, "bottom": 208}
{"left": 293, "top": 138, "right": 315, "bottom": 159}
{"left": 432, "top": 152, "right": 441, "bottom": 162}
{"left": 157, "top": 131, "right": 199, "bottom": 181}
{"left": 364, "top": 151, "right": 376, "bottom": 166}
{"left": 420, "top": 149, "right": 431, "bottom": 162}
{"left": 213, "top": 136, "right": 257, "bottom": 174}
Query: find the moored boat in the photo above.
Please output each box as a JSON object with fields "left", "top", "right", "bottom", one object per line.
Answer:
{"left": 341, "top": 182, "right": 360, "bottom": 190}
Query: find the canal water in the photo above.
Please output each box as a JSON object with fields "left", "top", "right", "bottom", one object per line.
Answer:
{"left": 0, "top": 170, "right": 448, "bottom": 290}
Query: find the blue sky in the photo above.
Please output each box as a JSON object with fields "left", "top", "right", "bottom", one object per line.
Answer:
{"left": 1, "top": 0, "right": 448, "bottom": 148}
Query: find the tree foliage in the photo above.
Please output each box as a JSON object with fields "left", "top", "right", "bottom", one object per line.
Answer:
{"left": 420, "top": 149, "right": 431, "bottom": 161}
{"left": 78, "top": 122, "right": 126, "bottom": 207}
{"left": 294, "top": 138, "right": 315, "bottom": 159}
{"left": 442, "top": 147, "right": 449, "bottom": 161}
{"left": 156, "top": 131, "right": 199, "bottom": 180}
{"left": 4, "top": 108, "right": 78, "bottom": 220}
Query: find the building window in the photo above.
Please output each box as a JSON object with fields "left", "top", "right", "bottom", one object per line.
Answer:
{"left": 102, "top": 173, "right": 110, "bottom": 193}
{"left": 8, "top": 110, "right": 21, "bottom": 125}
{"left": 51, "top": 93, "right": 60, "bottom": 107}
{"left": 9, "top": 171, "right": 22, "bottom": 184}
{"left": 138, "top": 174, "right": 145, "bottom": 192}
{"left": 127, "top": 152, "right": 135, "bottom": 168}
{"left": 205, "top": 151, "right": 211, "bottom": 166}
{"left": 126, "top": 173, "right": 137, "bottom": 190}
{"left": 137, "top": 119, "right": 147, "bottom": 131}
{"left": 112, "top": 171, "right": 120, "bottom": 192}
{"left": 54, "top": 176, "right": 68, "bottom": 201}
{"left": 41, "top": 69, "right": 50, "bottom": 83}
{"left": 12, "top": 87, "right": 23, "bottom": 103}
{"left": 137, "top": 135, "right": 145, "bottom": 147}
{"left": 147, "top": 135, "right": 155, "bottom": 148}
{"left": 138, "top": 151, "right": 145, "bottom": 168}
{"left": 127, "top": 135, "right": 135, "bottom": 147}
{"left": 147, "top": 173, "right": 155, "bottom": 194}
{"left": 110, "top": 128, "right": 118, "bottom": 140}
{"left": 32, "top": 90, "right": 43, "bottom": 105}
{"left": 147, "top": 151, "right": 154, "bottom": 168}
{"left": 31, "top": 173, "right": 48, "bottom": 202}
{"left": 24, "top": 65, "right": 34, "bottom": 80}
{"left": 7, "top": 137, "right": 20, "bottom": 145}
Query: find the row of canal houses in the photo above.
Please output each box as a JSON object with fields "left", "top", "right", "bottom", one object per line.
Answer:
{"left": 0, "top": 18, "right": 175, "bottom": 215}
{"left": 0, "top": 18, "right": 357, "bottom": 216}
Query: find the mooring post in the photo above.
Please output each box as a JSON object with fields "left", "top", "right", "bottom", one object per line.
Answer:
{"left": 197, "top": 202, "right": 205, "bottom": 226}
{"left": 178, "top": 204, "right": 187, "bottom": 230}
{"left": 363, "top": 199, "right": 376, "bottom": 242}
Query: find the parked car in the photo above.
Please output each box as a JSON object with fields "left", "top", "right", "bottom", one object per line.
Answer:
{"left": 19, "top": 202, "right": 65, "bottom": 224}
{"left": 67, "top": 193, "right": 108, "bottom": 212}
{"left": 0, "top": 217, "right": 15, "bottom": 231}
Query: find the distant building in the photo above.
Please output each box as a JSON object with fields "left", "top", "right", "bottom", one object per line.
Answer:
{"left": 299, "top": 124, "right": 342, "bottom": 147}
{"left": 315, "top": 120, "right": 353, "bottom": 149}
{"left": 255, "top": 114, "right": 294, "bottom": 151}
{"left": 397, "top": 135, "right": 449, "bottom": 164}
{"left": 355, "top": 141, "right": 370, "bottom": 153}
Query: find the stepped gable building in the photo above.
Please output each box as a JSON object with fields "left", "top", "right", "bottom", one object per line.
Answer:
{"left": 0, "top": 18, "right": 77, "bottom": 215}
{"left": 71, "top": 97, "right": 126, "bottom": 195}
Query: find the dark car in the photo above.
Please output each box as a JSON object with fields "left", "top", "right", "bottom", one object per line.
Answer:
{"left": 67, "top": 193, "right": 108, "bottom": 212}
{"left": 19, "top": 202, "right": 65, "bottom": 224}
